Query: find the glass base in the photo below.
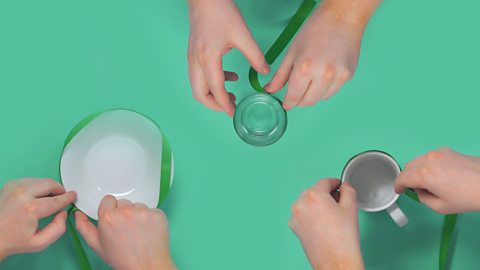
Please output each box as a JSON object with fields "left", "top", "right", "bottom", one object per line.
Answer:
{"left": 233, "top": 93, "right": 287, "bottom": 146}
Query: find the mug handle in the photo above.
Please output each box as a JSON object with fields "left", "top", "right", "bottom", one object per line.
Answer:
{"left": 386, "top": 203, "right": 409, "bottom": 227}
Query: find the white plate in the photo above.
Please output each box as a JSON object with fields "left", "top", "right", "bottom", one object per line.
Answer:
{"left": 60, "top": 110, "right": 174, "bottom": 220}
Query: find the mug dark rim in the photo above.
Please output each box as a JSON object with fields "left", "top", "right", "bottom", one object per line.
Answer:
{"left": 340, "top": 150, "right": 402, "bottom": 212}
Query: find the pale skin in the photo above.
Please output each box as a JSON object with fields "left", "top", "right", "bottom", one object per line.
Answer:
{"left": 289, "top": 178, "right": 364, "bottom": 270}
{"left": 0, "top": 178, "right": 77, "bottom": 261}
{"left": 75, "top": 195, "right": 176, "bottom": 270}
{"left": 291, "top": 148, "right": 480, "bottom": 269}
{"left": 187, "top": 0, "right": 382, "bottom": 115}
{"left": 395, "top": 147, "right": 480, "bottom": 214}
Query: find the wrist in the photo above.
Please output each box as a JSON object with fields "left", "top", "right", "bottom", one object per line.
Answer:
{"left": 157, "top": 254, "right": 176, "bottom": 270}
{"left": 311, "top": 251, "right": 364, "bottom": 270}
{"left": 160, "top": 260, "right": 177, "bottom": 270}
{"left": 313, "top": 0, "right": 382, "bottom": 30}
{"left": 188, "top": 0, "right": 232, "bottom": 7}
{"left": 473, "top": 157, "right": 480, "bottom": 211}
{"left": 147, "top": 254, "right": 177, "bottom": 270}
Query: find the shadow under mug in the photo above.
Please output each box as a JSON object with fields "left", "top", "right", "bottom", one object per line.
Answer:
{"left": 341, "top": 150, "right": 408, "bottom": 227}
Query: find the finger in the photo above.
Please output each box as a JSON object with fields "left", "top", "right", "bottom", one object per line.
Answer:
{"left": 98, "top": 195, "right": 117, "bottom": 218}
{"left": 133, "top": 202, "right": 149, "bottom": 209}
{"left": 339, "top": 182, "right": 358, "bottom": 210}
{"left": 25, "top": 178, "right": 66, "bottom": 198}
{"left": 283, "top": 67, "right": 311, "bottom": 110}
{"left": 312, "top": 178, "right": 342, "bottom": 193}
{"left": 201, "top": 55, "right": 235, "bottom": 116}
{"left": 74, "top": 211, "right": 101, "bottom": 253}
{"left": 117, "top": 199, "right": 134, "bottom": 209}
{"left": 394, "top": 170, "right": 424, "bottom": 194}
{"left": 324, "top": 73, "right": 349, "bottom": 100}
{"left": 30, "top": 211, "right": 67, "bottom": 252}
{"left": 331, "top": 190, "right": 340, "bottom": 202}
{"left": 224, "top": 71, "right": 238, "bottom": 82}
{"left": 298, "top": 66, "right": 336, "bottom": 106}
{"left": 264, "top": 52, "right": 295, "bottom": 94}
{"left": 404, "top": 155, "right": 425, "bottom": 170}
{"left": 297, "top": 78, "right": 331, "bottom": 107}
{"left": 235, "top": 33, "right": 269, "bottom": 74}
{"left": 188, "top": 62, "right": 224, "bottom": 112}
{"left": 415, "top": 188, "right": 443, "bottom": 211}
{"left": 228, "top": 92, "right": 237, "bottom": 103}
{"left": 34, "top": 191, "right": 77, "bottom": 218}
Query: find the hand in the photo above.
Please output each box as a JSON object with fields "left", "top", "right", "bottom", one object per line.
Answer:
{"left": 265, "top": 0, "right": 381, "bottom": 110}
{"left": 289, "top": 178, "right": 364, "bottom": 270}
{"left": 0, "top": 178, "right": 77, "bottom": 261}
{"left": 75, "top": 195, "right": 175, "bottom": 270}
{"left": 187, "top": 0, "right": 269, "bottom": 116}
{"left": 395, "top": 148, "right": 480, "bottom": 214}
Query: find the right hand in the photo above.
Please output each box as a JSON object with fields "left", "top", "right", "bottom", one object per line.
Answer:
{"left": 187, "top": 0, "right": 269, "bottom": 116}
{"left": 395, "top": 147, "right": 480, "bottom": 214}
{"left": 75, "top": 195, "right": 175, "bottom": 270}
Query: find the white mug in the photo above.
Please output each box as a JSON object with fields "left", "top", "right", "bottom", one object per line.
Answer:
{"left": 341, "top": 150, "right": 408, "bottom": 227}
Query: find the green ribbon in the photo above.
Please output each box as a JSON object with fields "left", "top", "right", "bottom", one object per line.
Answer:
{"left": 248, "top": 0, "right": 317, "bottom": 93}
{"left": 66, "top": 207, "right": 92, "bottom": 270}
{"left": 159, "top": 131, "right": 173, "bottom": 205}
{"left": 60, "top": 109, "right": 173, "bottom": 270}
{"left": 404, "top": 189, "right": 458, "bottom": 270}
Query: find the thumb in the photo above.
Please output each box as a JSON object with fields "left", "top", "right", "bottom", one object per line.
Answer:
{"left": 235, "top": 33, "right": 269, "bottom": 75}
{"left": 31, "top": 210, "right": 68, "bottom": 252}
{"left": 75, "top": 211, "right": 101, "bottom": 255}
{"left": 339, "top": 182, "right": 358, "bottom": 211}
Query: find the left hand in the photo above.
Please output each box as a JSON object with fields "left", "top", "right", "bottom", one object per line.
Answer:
{"left": 289, "top": 178, "right": 364, "bottom": 270}
{"left": 0, "top": 178, "right": 77, "bottom": 261}
{"left": 265, "top": 0, "right": 381, "bottom": 110}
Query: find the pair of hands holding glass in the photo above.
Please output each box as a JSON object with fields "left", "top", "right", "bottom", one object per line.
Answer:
{"left": 291, "top": 148, "right": 480, "bottom": 270}
{"left": 187, "top": 0, "right": 382, "bottom": 115}
{"left": 0, "top": 178, "right": 176, "bottom": 270}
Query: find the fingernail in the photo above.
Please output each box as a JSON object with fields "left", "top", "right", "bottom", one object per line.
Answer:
{"left": 264, "top": 83, "right": 271, "bottom": 92}
{"left": 283, "top": 102, "right": 292, "bottom": 110}
{"left": 262, "top": 64, "right": 270, "bottom": 74}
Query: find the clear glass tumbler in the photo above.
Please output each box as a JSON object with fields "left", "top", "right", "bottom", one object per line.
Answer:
{"left": 233, "top": 93, "right": 287, "bottom": 146}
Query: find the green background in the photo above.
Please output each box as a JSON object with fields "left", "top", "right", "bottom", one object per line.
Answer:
{"left": 1, "top": 0, "right": 479, "bottom": 269}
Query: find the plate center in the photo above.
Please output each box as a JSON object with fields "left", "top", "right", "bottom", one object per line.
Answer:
{"left": 85, "top": 136, "right": 146, "bottom": 196}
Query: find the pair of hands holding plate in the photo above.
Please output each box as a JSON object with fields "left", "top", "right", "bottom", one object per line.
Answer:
{"left": 0, "top": 178, "right": 176, "bottom": 270}
{"left": 289, "top": 148, "right": 480, "bottom": 270}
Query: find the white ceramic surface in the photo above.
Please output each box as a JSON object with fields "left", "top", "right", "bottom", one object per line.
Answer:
{"left": 60, "top": 110, "right": 173, "bottom": 220}
{"left": 342, "top": 151, "right": 408, "bottom": 227}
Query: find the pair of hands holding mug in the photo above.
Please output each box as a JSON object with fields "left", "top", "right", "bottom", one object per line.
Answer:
{"left": 187, "top": 0, "right": 382, "bottom": 115}
{"left": 290, "top": 148, "right": 480, "bottom": 270}
{"left": 0, "top": 178, "right": 176, "bottom": 270}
